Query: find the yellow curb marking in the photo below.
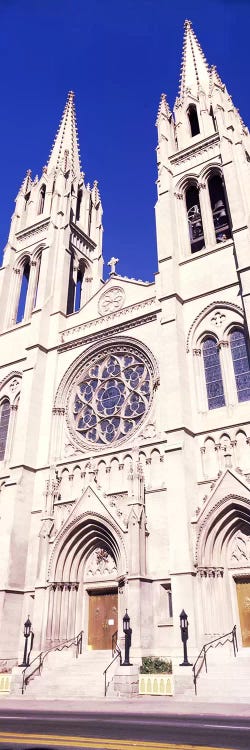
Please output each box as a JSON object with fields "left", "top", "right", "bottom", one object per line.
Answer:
{"left": 0, "top": 732, "right": 234, "bottom": 750}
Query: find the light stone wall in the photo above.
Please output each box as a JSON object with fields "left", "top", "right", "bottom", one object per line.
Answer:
{"left": 1, "top": 23, "right": 250, "bottom": 668}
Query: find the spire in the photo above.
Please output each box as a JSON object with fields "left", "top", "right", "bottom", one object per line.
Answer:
{"left": 47, "top": 91, "right": 82, "bottom": 176}
{"left": 179, "top": 20, "right": 210, "bottom": 99}
{"left": 155, "top": 93, "right": 172, "bottom": 125}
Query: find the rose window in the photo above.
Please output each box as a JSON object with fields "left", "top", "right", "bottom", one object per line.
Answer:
{"left": 71, "top": 350, "right": 153, "bottom": 446}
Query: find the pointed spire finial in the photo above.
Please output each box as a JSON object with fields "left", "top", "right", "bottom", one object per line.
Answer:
{"left": 47, "top": 91, "right": 82, "bottom": 176}
{"left": 155, "top": 93, "right": 172, "bottom": 125}
{"left": 179, "top": 20, "right": 210, "bottom": 99}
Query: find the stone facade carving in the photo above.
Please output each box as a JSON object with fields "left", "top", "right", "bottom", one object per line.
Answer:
{"left": 98, "top": 287, "right": 125, "bottom": 316}
{"left": 86, "top": 548, "right": 117, "bottom": 578}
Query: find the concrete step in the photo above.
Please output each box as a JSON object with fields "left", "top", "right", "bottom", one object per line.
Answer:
{"left": 22, "top": 649, "right": 117, "bottom": 699}
{"left": 194, "top": 654, "right": 250, "bottom": 700}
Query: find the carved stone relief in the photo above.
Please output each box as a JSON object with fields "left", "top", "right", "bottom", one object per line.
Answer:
{"left": 230, "top": 532, "right": 250, "bottom": 565}
{"left": 98, "top": 287, "right": 125, "bottom": 316}
{"left": 85, "top": 547, "right": 117, "bottom": 578}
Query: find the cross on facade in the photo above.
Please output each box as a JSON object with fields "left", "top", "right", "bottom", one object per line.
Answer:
{"left": 107, "top": 257, "right": 119, "bottom": 275}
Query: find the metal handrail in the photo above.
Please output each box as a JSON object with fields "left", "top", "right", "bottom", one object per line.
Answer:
{"left": 111, "top": 630, "right": 118, "bottom": 657}
{"left": 193, "top": 624, "right": 238, "bottom": 695}
{"left": 103, "top": 641, "right": 122, "bottom": 697}
{"left": 22, "top": 630, "right": 83, "bottom": 694}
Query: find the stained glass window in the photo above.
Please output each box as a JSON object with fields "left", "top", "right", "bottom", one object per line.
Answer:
{"left": 0, "top": 399, "right": 10, "bottom": 460}
{"left": 230, "top": 330, "right": 250, "bottom": 402}
{"left": 71, "top": 350, "right": 152, "bottom": 446}
{"left": 203, "top": 338, "right": 225, "bottom": 410}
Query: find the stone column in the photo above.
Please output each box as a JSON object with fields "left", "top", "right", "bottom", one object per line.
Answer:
{"left": 198, "top": 182, "right": 216, "bottom": 248}
{"left": 218, "top": 340, "right": 237, "bottom": 407}
{"left": 24, "top": 259, "right": 37, "bottom": 318}
{"left": 46, "top": 585, "right": 55, "bottom": 643}
{"left": 174, "top": 192, "right": 191, "bottom": 257}
{"left": 59, "top": 584, "right": 70, "bottom": 641}
{"left": 193, "top": 348, "right": 207, "bottom": 412}
{"left": 50, "top": 408, "right": 65, "bottom": 462}
{"left": 8, "top": 268, "right": 21, "bottom": 327}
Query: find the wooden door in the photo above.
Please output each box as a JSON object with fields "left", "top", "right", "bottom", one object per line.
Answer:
{"left": 88, "top": 590, "right": 118, "bottom": 650}
{"left": 236, "top": 579, "right": 250, "bottom": 647}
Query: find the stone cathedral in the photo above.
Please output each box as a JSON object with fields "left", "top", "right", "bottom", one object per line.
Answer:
{"left": 1, "top": 20, "right": 250, "bottom": 687}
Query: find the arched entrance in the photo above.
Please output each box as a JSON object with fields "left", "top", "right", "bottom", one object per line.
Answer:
{"left": 194, "top": 486, "right": 250, "bottom": 646}
{"left": 45, "top": 515, "right": 126, "bottom": 650}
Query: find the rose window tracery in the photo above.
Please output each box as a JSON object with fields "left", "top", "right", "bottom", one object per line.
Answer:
{"left": 70, "top": 349, "right": 153, "bottom": 447}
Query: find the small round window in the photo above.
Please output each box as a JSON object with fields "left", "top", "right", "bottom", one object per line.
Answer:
{"left": 69, "top": 347, "right": 153, "bottom": 447}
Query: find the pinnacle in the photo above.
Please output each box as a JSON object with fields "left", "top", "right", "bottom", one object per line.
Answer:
{"left": 155, "top": 92, "right": 171, "bottom": 125}
{"left": 47, "top": 91, "right": 82, "bottom": 177}
{"left": 179, "top": 20, "right": 210, "bottom": 99}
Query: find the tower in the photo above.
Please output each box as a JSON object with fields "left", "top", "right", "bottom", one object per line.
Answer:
{"left": 0, "top": 91, "right": 103, "bottom": 331}
{"left": 154, "top": 20, "right": 250, "bottom": 646}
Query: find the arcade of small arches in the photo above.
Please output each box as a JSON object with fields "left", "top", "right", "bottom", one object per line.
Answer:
{"left": 200, "top": 429, "right": 250, "bottom": 480}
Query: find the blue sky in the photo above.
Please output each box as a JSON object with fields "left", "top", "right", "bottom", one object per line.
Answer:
{"left": 0, "top": 0, "right": 249, "bottom": 281}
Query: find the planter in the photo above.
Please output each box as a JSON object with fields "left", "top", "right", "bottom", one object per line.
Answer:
{"left": 0, "top": 674, "right": 12, "bottom": 694}
{"left": 139, "top": 673, "right": 173, "bottom": 696}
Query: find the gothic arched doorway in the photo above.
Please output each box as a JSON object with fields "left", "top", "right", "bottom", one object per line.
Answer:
{"left": 194, "top": 488, "right": 250, "bottom": 646}
{"left": 45, "top": 515, "right": 126, "bottom": 650}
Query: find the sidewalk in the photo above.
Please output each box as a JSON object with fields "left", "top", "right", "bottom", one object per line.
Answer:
{"left": 0, "top": 694, "right": 250, "bottom": 718}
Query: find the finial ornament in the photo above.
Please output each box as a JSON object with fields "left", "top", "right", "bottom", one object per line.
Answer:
{"left": 107, "top": 257, "right": 119, "bottom": 275}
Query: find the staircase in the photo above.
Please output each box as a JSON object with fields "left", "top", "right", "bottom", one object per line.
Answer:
{"left": 21, "top": 648, "right": 116, "bottom": 699}
{"left": 194, "top": 650, "right": 250, "bottom": 702}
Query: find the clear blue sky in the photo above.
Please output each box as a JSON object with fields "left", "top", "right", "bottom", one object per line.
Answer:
{"left": 0, "top": 0, "right": 249, "bottom": 281}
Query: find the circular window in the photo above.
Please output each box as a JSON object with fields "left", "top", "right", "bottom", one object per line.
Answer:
{"left": 69, "top": 347, "right": 153, "bottom": 448}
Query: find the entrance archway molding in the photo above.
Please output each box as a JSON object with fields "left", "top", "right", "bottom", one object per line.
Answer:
{"left": 48, "top": 484, "right": 128, "bottom": 583}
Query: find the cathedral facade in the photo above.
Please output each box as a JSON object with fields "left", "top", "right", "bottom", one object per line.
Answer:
{"left": 1, "top": 20, "right": 250, "bottom": 667}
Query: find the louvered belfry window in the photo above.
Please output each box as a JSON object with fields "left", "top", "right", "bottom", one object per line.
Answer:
{"left": 0, "top": 399, "right": 10, "bottom": 460}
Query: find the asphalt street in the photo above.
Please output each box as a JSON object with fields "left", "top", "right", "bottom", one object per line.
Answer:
{"left": 0, "top": 708, "right": 249, "bottom": 750}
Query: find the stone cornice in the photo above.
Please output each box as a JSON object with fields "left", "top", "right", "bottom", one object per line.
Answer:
{"left": 15, "top": 218, "right": 49, "bottom": 243}
{"left": 70, "top": 222, "right": 96, "bottom": 251}
{"left": 59, "top": 297, "right": 158, "bottom": 351}
{"left": 170, "top": 133, "right": 220, "bottom": 167}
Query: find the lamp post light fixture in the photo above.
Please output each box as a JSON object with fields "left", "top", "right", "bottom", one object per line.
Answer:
{"left": 21, "top": 616, "right": 32, "bottom": 667}
{"left": 179, "top": 609, "right": 192, "bottom": 666}
{"left": 122, "top": 609, "right": 132, "bottom": 666}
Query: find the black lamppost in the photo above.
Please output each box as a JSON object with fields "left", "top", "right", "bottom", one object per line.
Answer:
{"left": 122, "top": 609, "right": 132, "bottom": 666}
{"left": 179, "top": 609, "right": 192, "bottom": 666}
{"left": 21, "top": 616, "right": 32, "bottom": 667}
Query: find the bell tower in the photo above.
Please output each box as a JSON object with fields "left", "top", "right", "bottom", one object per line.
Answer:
{"left": 0, "top": 91, "right": 103, "bottom": 331}
{"left": 155, "top": 19, "right": 250, "bottom": 337}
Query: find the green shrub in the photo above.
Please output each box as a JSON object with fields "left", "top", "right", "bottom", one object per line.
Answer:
{"left": 140, "top": 656, "right": 172, "bottom": 674}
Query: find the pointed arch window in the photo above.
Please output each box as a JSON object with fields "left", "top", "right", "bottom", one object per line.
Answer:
{"left": 38, "top": 185, "right": 46, "bottom": 215}
{"left": 16, "top": 261, "right": 30, "bottom": 323}
{"left": 0, "top": 399, "right": 10, "bottom": 461}
{"left": 230, "top": 329, "right": 250, "bottom": 402}
{"left": 24, "top": 192, "right": 30, "bottom": 211}
{"left": 186, "top": 185, "right": 204, "bottom": 253}
{"left": 74, "top": 269, "right": 83, "bottom": 312}
{"left": 76, "top": 189, "right": 82, "bottom": 222}
{"left": 67, "top": 255, "right": 75, "bottom": 315}
{"left": 208, "top": 174, "right": 231, "bottom": 243}
{"left": 203, "top": 337, "right": 225, "bottom": 409}
{"left": 187, "top": 104, "right": 200, "bottom": 137}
